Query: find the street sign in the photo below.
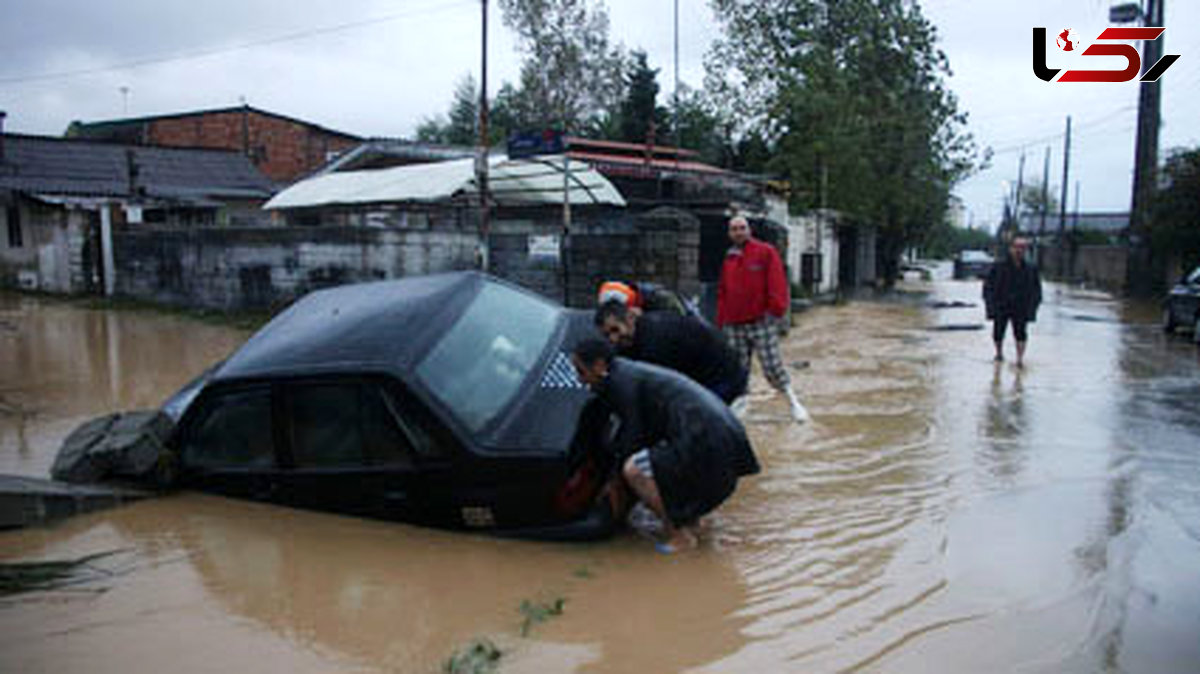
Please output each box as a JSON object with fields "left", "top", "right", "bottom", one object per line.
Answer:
{"left": 528, "top": 234, "right": 561, "bottom": 261}
{"left": 507, "top": 130, "right": 566, "bottom": 159}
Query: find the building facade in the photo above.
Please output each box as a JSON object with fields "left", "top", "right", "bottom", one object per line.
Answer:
{"left": 67, "top": 106, "right": 362, "bottom": 184}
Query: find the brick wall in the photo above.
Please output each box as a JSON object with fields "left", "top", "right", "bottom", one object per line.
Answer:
{"left": 146, "top": 110, "right": 359, "bottom": 183}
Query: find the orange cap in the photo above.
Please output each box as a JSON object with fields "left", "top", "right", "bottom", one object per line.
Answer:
{"left": 598, "top": 281, "right": 641, "bottom": 307}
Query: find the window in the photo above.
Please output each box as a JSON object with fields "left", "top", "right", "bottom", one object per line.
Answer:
{"left": 183, "top": 387, "right": 275, "bottom": 470}
{"left": 416, "top": 283, "right": 560, "bottom": 432}
{"left": 5, "top": 205, "right": 21, "bottom": 248}
{"left": 287, "top": 381, "right": 439, "bottom": 469}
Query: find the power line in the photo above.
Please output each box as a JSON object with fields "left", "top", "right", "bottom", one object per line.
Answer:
{"left": 0, "top": 0, "right": 476, "bottom": 85}
{"left": 986, "top": 105, "right": 1136, "bottom": 155}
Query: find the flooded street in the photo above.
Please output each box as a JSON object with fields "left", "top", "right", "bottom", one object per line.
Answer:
{"left": 2, "top": 275, "right": 1199, "bottom": 673}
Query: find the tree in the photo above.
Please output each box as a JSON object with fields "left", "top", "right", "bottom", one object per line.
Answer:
{"left": 617, "top": 50, "right": 669, "bottom": 144}
{"left": 707, "top": 0, "right": 985, "bottom": 284}
{"left": 497, "top": 0, "right": 626, "bottom": 132}
{"left": 667, "top": 85, "right": 732, "bottom": 167}
{"left": 1151, "top": 147, "right": 1200, "bottom": 274}
{"left": 415, "top": 74, "right": 480, "bottom": 146}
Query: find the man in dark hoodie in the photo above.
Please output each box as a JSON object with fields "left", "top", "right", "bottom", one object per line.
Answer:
{"left": 571, "top": 338, "right": 760, "bottom": 552}
{"left": 594, "top": 299, "right": 748, "bottom": 404}
{"left": 983, "top": 236, "right": 1043, "bottom": 368}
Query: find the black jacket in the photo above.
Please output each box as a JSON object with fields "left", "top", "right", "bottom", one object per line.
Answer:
{"left": 622, "top": 311, "right": 748, "bottom": 403}
{"left": 596, "top": 358, "right": 759, "bottom": 526}
{"left": 984, "top": 257, "right": 1043, "bottom": 322}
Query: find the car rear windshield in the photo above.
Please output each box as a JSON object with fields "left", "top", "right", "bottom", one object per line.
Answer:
{"left": 416, "top": 282, "right": 560, "bottom": 433}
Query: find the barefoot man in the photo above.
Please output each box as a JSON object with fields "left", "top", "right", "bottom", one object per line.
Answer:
{"left": 571, "top": 338, "right": 760, "bottom": 552}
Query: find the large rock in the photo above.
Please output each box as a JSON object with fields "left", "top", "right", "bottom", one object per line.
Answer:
{"left": 51, "top": 410, "right": 174, "bottom": 484}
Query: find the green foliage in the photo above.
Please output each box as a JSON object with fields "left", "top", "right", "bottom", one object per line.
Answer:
{"left": 922, "top": 221, "right": 994, "bottom": 260}
{"left": 1017, "top": 182, "right": 1059, "bottom": 218}
{"left": 1150, "top": 147, "right": 1200, "bottom": 270}
{"left": 706, "top": 0, "right": 985, "bottom": 282}
{"left": 667, "top": 85, "right": 732, "bottom": 166}
{"left": 618, "top": 50, "right": 669, "bottom": 144}
{"left": 518, "top": 596, "right": 566, "bottom": 636}
{"left": 497, "top": 0, "right": 626, "bottom": 132}
{"left": 443, "top": 639, "right": 503, "bottom": 674}
{"left": 416, "top": 74, "right": 481, "bottom": 146}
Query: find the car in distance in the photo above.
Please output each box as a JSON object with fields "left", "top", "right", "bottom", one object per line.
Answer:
{"left": 160, "top": 272, "right": 617, "bottom": 540}
{"left": 1163, "top": 265, "right": 1200, "bottom": 344}
{"left": 953, "top": 249, "right": 994, "bottom": 280}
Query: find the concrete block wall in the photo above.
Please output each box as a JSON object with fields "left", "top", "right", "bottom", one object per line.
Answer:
{"left": 113, "top": 226, "right": 477, "bottom": 311}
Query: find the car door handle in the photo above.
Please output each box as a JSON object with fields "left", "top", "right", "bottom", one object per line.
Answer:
{"left": 384, "top": 491, "right": 409, "bottom": 505}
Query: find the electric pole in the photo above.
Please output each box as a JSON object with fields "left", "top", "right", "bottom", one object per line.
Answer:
{"left": 1126, "top": 0, "right": 1165, "bottom": 296}
{"left": 477, "top": 0, "right": 491, "bottom": 272}
{"left": 1058, "top": 115, "right": 1072, "bottom": 280}
{"left": 1039, "top": 146, "right": 1050, "bottom": 262}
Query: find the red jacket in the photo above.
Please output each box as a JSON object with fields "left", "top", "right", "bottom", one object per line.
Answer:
{"left": 717, "top": 237, "right": 789, "bottom": 327}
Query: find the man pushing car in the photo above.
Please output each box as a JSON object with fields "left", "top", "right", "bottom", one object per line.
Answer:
{"left": 571, "top": 338, "right": 760, "bottom": 552}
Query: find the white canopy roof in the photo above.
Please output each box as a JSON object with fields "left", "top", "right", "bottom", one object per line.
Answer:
{"left": 264, "top": 156, "right": 625, "bottom": 210}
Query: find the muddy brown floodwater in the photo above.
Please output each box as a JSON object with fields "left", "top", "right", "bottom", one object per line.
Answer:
{"left": 2, "top": 275, "right": 1199, "bottom": 673}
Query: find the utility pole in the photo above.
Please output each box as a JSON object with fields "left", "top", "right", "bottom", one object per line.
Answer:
{"left": 477, "top": 0, "right": 491, "bottom": 272}
{"left": 1058, "top": 115, "right": 1072, "bottom": 280}
{"left": 1071, "top": 179, "right": 1081, "bottom": 278}
{"left": 673, "top": 0, "right": 681, "bottom": 160}
{"left": 1013, "top": 151, "right": 1026, "bottom": 239}
{"left": 1039, "top": 146, "right": 1050, "bottom": 262}
{"left": 1126, "top": 0, "right": 1165, "bottom": 296}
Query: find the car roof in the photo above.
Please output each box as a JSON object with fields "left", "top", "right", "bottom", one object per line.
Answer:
{"left": 213, "top": 272, "right": 489, "bottom": 383}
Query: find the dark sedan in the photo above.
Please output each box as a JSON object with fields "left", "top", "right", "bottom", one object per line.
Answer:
{"left": 1163, "top": 265, "right": 1200, "bottom": 344}
{"left": 953, "top": 249, "right": 994, "bottom": 280}
{"left": 161, "top": 272, "right": 618, "bottom": 540}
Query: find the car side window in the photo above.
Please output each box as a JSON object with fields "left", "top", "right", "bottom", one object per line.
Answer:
{"left": 376, "top": 385, "right": 444, "bottom": 462}
{"left": 289, "top": 383, "right": 370, "bottom": 468}
{"left": 183, "top": 387, "right": 275, "bottom": 470}
{"left": 287, "top": 381, "right": 445, "bottom": 469}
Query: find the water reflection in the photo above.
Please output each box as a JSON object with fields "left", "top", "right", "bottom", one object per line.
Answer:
{"left": 979, "top": 362, "right": 1027, "bottom": 483}
{"left": 3, "top": 281, "right": 1200, "bottom": 673}
{"left": 0, "top": 292, "right": 247, "bottom": 476}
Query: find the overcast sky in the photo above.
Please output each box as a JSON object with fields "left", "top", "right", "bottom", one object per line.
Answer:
{"left": 2, "top": 0, "right": 1196, "bottom": 230}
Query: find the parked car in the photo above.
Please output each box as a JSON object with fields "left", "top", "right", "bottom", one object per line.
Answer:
{"left": 1163, "top": 265, "right": 1200, "bottom": 344}
{"left": 157, "top": 272, "right": 618, "bottom": 540}
{"left": 953, "top": 249, "right": 994, "bottom": 279}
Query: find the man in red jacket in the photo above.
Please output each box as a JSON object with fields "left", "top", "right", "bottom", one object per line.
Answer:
{"left": 717, "top": 216, "right": 810, "bottom": 423}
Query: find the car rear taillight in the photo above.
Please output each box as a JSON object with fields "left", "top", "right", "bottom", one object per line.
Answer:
{"left": 552, "top": 456, "right": 599, "bottom": 516}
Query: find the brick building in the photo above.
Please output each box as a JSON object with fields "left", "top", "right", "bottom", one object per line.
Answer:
{"left": 66, "top": 105, "right": 362, "bottom": 184}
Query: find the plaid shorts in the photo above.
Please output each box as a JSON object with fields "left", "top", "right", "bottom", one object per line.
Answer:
{"left": 630, "top": 448, "right": 654, "bottom": 478}
{"left": 724, "top": 318, "right": 791, "bottom": 391}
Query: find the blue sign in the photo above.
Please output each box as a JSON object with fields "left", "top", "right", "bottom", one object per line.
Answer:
{"left": 507, "top": 130, "right": 566, "bottom": 158}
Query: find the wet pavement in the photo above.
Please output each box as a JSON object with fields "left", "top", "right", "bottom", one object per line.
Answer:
{"left": 2, "top": 274, "right": 1199, "bottom": 673}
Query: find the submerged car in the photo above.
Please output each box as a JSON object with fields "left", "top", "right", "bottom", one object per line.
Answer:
{"left": 1163, "top": 265, "right": 1200, "bottom": 343}
{"left": 953, "top": 249, "right": 994, "bottom": 279}
{"left": 157, "top": 272, "right": 618, "bottom": 540}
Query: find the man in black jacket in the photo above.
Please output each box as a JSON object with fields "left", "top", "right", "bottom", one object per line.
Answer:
{"left": 571, "top": 338, "right": 760, "bottom": 552}
{"left": 594, "top": 299, "right": 748, "bottom": 404}
{"left": 983, "top": 237, "right": 1043, "bottom": 367}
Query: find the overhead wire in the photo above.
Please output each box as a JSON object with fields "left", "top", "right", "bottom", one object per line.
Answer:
{"left": 0, "top": 0, "right": 477, "bottom": 85}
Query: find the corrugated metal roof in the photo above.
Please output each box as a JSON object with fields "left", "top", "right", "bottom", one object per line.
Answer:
{"left": 264, "top": 155, "right": 625, "bottom": 210}
{"left": 0, "top": 134, "right": 277, "bottom": 201}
